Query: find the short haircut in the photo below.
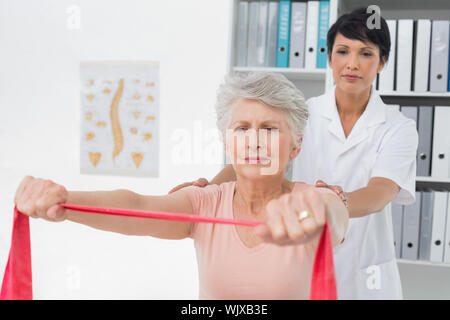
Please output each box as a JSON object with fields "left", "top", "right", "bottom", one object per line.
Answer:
{"left": 327, "top": 7, "right": 391, "bottom": 63}
{"left": 215, "top": 72, "right": 308, "bottom": 149}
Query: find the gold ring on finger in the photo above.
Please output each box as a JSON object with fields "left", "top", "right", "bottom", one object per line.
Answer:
{"left": 298, "top": 210, "right": 312, "bottom": 222}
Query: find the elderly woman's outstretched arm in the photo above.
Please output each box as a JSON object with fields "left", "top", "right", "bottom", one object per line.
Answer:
{"left": 254, "top": 187, "right": 348, "bottom": 248}
{"left": 14, "top": 176, "right": 195, "bottom": 240}
{"left": 319, "top": 190, "right": 349, "bottom": 246}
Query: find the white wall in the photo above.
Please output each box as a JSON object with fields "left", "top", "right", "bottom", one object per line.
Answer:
{"left": 0, "top": 0, "right": 231, "bottom": 299}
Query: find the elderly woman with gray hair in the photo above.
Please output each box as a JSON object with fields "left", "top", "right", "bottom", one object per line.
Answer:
{"left": 13, "top": 72, "right": 349, "bottom": 299}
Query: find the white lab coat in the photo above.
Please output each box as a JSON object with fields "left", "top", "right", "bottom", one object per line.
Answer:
{"left": 292, "top": 86, "right": 418, "bottom": 299}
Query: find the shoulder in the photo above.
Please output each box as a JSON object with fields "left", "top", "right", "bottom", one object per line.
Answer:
{"left": 292, "top": 181, "right": 335, "bottom": 195}
{"left": 364, "top": 91, "right": 417, "bottom": 139}
{"left": 384, "top": 105, "right": 414, "bottom": 126}
{"left": 183, "top": 181, "right": 234, "bottom": 210}
{"left": 367, "top": 101, "right": 418, "bottom": 155}
{"left": 306, "top": 91, "right": 328, "bottom": 106}
{"left": 382, "top": 105, "right": 418, "bottom": 140}
{"left": 304, "top": 92, "right": 331, "bottom": 131}
{"left": 306, "top": 92, "right": 329, "bottom": 114}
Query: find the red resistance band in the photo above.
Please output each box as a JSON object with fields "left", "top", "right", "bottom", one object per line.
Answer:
{"left": 1, "top": 204, "right": 337, "bottom": 300}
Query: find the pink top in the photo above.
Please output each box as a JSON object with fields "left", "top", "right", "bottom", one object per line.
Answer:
{"left": 185, "top": 181, "right": 331, "bottom": 300}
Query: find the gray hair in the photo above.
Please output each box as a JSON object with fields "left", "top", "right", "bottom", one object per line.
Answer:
{"left": 215, "top": 72, "right": 309, "bottom": 148}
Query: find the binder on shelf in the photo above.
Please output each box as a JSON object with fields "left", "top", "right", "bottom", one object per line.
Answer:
{"left": 265, "top": 1, "right": 279, "bottom": 67}
{"left": 378, "top": 20, "right": 397, "bottom": 92}
{"left": 413, "top": 19, "right": 431, "bottom": 92}
{"left": 430, "top": 192, "right": 448, "bottom": 262}
{"left": 400, "top": 106, "right": 418, "bottom": 128}
{"left": 429, "top": 20, "right": 450, "bottom": 92}
{"left": 246, "top": 1, "right": 259, "bottom": 67}
{"left": 417, "top": 106, "right": 434, "bottom": 177}
{"left": 236, "top": 1, "right": 249, "bottom": 67}
{"left": 289, "top": 1, "right": 307, "bottom": 68}
{"left": 396, "top": 20, "right": 414, "bottom": 92}
{"left": 444, "top": 193, "right": 450, "bottom": 263}
{"left": 391, "top": 203, "right": 404, "bottom": 259}
{"left": 431, "top": 107, "right": 450, "bottom": 178}
{"left": 401, "top": 191, "right": 421, "bottom": 260}
{"left": 419, "top": 191, "right": 434, "bottom": 261}
{"left": 316, "top": 0, "right": 330, "bottom": 69}
{"left": 276, "top": 0, "right": 291, "bottom": 68}
{"left": 304, "top": 1, "right": 319, "bottom": 69}
{"left": 255, "top": 1, "right": 269, "bottom": 67}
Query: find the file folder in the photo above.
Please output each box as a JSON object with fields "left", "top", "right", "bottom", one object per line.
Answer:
{"left": 265, "top": 1, "right": 279, "bottom": 67}
{"left": 276, "top": 0, "right": 291, "bottom": 68}
{"left": 401, "top": 192, "right": 421, "bottom": 260}
{"left": 417, "top": 106, "right": 434, "bottom": 176}
{"left": 431, "top": 107, "right": 450, "bottom": 178}
{"left": 236, "top": 1, "right": 249, "bottom": 67}
{"left": 304, "top": 1, "right": 319, "bottom": 69}
{"left": 430, "top": 20, "right": 450, "bottom": 92}
{"left": 391, "top": 203, "right": 404, "bottom": 259}
{"left": 289, "top": 1, "right": 307, "bottom": 68}
{"left": 430, "top": 192, "right": 448, "bottom": 262}
{"left": 316, "top": 1, "right": 329, "bottom": 69}
{"left": 444, "top": 194, "right": 450, "bottom": 263}
{"left": 378, "top": 20, "right": 397, "bottom": 92}
{"left": 246, "top": 1, "right": 259, "bottom": 67}
{"left": 396, "top": 20, "right": 414, "bottom": 92}
{"left": 419, "top": 191, "right": 434, "bottom": 261}
{"left": 413, "top": 20, "right": 431, "bottom": 92}
{"left": 255, "top": 1, "right": 269, "bottom": 67}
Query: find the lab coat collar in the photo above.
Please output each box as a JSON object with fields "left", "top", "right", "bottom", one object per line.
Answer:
{"left": 319, "top": 86, "right": 386, "bottom": 152}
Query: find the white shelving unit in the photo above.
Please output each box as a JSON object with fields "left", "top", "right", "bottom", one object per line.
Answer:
{"left": 398, "top": 258, "right": 450, "bottom": 267}
{"left": 232, "top": 66, "right": 326, "bottom": 81}
{"left": 380, "top": 92, "right": 450, "bottom": 98}
{"left": 417, "top": 176, "right": 450, "bottom": 184}
{"left": 228, "top": 0, "right": 450, "bottom": 298}
{"left": 228, "top": 0, "right": 339, "bottom": 99}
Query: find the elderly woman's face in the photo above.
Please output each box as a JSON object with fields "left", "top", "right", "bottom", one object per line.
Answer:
{"left": 329, "top": 33, "right": 384, "bottom": 94}
{"left": 225, "top": 98, "right": 299, "bottom": 178}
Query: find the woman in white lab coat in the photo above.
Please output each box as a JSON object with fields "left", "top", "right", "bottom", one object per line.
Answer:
{"left": 169, "top": 8, "right": 418, "bottom": 299}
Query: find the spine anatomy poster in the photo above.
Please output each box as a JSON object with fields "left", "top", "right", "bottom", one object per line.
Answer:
{"left": 80, "top": 61, "right": 159, "bottom": 177}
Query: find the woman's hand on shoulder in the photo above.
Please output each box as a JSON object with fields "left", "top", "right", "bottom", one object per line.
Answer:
{"left": 254, "top": 187, "right": 327, "bottom": 246}
{"left": 168, "top": 178, "right": 209, "bottom": 194}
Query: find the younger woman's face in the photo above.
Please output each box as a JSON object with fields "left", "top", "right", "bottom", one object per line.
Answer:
{"left": 329, "top": 33, "right": 385, "bottom": 94}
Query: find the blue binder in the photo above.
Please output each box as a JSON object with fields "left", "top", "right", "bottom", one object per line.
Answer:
{"left": 276, "top": 1, "right": 291, "bottom": 68}
{"left": 316, "top": 1, "right": 330, "bottom": 69}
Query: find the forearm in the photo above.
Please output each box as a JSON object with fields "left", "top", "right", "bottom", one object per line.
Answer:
{"left": 66, "top": 189, "right": 152, "bottom": 236}
{"left": 322, "top": 193, "right": 349, "bottom": 247}
{"left": 346, "top": 183, "right": 397, "bottom": 218}
{"left": 210, "top": 164, "right": 236, "bottom": 185}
